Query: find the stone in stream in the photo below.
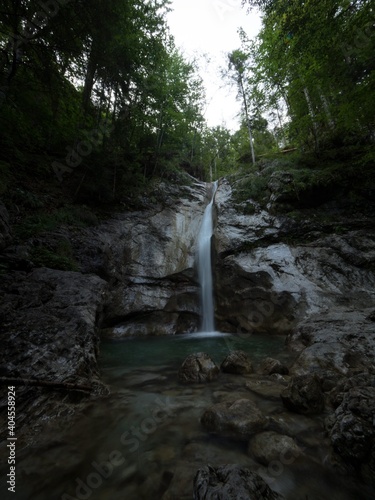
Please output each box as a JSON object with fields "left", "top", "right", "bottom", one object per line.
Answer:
{"left": 221, "top": 350, "right": 253, "bottom": 375}
{"left": 178, "top": 352, "right": 219, "bottom": 384}
{"left": 201, "top": 399, "right": 266, "bottom": 440}
{"left": 248, "top": 431, "right": 302, "bottom": 466}
{"left": 280, "top": 374, "right": 324, "bottom": 415}
{"left": 193, "top": 464, "right": 284, "bottom": 499}
{"left": 260, "top": 357, "right": 289, "bottom": 376}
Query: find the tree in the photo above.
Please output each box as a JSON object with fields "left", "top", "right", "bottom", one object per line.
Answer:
{"left": 227, "top": 49, "right": 256, "bottom": 165}
{"left": 240, "top": 0, "right": 375, "bottom": 151}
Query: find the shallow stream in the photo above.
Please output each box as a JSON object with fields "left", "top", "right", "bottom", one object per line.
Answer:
{"left": 1, "top": 333, "right": 372, "bottom": 499}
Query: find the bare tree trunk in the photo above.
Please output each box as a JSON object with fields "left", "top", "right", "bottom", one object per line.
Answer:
{"left": 303, "top": 86, "right": 320, "bottom": 152}
{"left": 239, "top": 74, "right": 256, "bottom": 165}
{"left": 82, "top": 40, "right": 98, "bottom": 116}
{"left": 319, "top": 87, "right": 335, "bottom": 130}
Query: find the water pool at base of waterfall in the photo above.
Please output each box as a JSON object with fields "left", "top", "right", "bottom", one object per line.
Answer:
{"left": 2, "top": 333, "right": 373, "bottom": 500}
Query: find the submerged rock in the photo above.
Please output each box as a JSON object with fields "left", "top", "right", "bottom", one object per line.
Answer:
{"left": 193, "top": 465, "right": 284, "bottom": 499}
{"left": 280, "top": 374, "right": 324, "bottom": 415}
{"left": 201, "top": 399, "right": 266, "bottom": 440}
{"left": 221, "top": 350, "right": 253, "bottom": 374}
{"left": 178, "top": 353, "right": 219, "bottom": 384}
{"left": 248, "top": 431, "right": 302, "bottom": 466}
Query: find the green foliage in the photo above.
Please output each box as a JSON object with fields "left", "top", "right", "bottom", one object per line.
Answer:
{"left": 15, "top": 205, "right": 98, "bottom": 240}
{"left": 0, "top": 0, "right": 208, "bottom": 194}
{"left": 239, "top": 0, "right": 375, "bottom": 153}
{"left": 232, "top": 143, "right": 375, "bottom": 207}
{"left": 234, "top": 172, "right": 270, "bottom": 203}
{"left": 30, "top": 241, "right": 78, "bottom": 272}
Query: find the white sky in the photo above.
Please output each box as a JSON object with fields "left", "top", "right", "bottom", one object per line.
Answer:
{"left": 166, "top": 0, "right": 262, "bottom": 131}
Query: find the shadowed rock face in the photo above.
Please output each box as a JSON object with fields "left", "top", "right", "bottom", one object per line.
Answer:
{"left": 280, "top": 374, "right": 325, "bottom": 415}
{"left": 0, "top": 202, "right": 11, "bottom": 250}
{"left": 214, "top": 180, "right": 375, "bottom": 335}
{"left": 326, "top": 375, "right": 375, "bottom": 483}
{"left": 193, "top": 465, "right": 284, "bottom": 500}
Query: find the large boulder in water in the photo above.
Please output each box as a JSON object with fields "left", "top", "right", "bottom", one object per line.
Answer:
{"left": 193, "top": 465, "right": 284, "bottom": 499}
{"left": 248, "top": 431, "right": 302, "bottom": 466}
{"left": 178, "top": 352, "right": 219, "bottom": 384}
{"left": 201, "top": 399, "right": 266, "bottom": 440}
{"left": 221, "top": 350, "right": 253, "bottom": 374}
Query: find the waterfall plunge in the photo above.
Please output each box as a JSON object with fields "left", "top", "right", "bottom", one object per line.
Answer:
{"left": 197, "top": 181, "right": 218, "bottom": 333}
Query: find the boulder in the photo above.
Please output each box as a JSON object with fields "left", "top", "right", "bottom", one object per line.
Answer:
{"left": 326, "top": 383, "right": 375, "bottom": 483}
{"left": 280, "top": 374, "right": 324, "bottom": 415}
{"left": 260, "top": 357, "right": 289, "bottom": 376}
{"left": 193, "top": 465, "right": 284, "bottom": 499}
{"left": 178, "top": 353, "right": 219, "bottom": 384}
{"left": 0, "top": 268, "right": 107, "bottom": 386}
{"left": 201, "top": 399, "right": 266, "bottom": 440}
{"left": 221, "top": 350, "right": 253, "bottom": 375}
{"left": 248, "top": 431, "right": 302, "bottom": 466}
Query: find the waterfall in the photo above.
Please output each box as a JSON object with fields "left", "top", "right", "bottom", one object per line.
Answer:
{"left": 197, "top": 181, "right": 218, "bottom": 332}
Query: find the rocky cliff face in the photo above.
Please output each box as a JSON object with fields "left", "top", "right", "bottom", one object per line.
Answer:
{"left": 1, "top": 173, "right": 375, "bottom": 459}
{"left": 214, "top": 179, "right": 375, "bottom": 371}
{"left": 72, "top": 180, "right": 209, "bottom": 337}
{"left": 0, "top": 179, "right": 210, "bottom": 441}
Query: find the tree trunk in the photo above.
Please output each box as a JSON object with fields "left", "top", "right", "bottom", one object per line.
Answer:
{"left": 239, "top": 74, "right": 256, "bottom": 165}
{"left": 303, "top": 86, "right": 320, "bottom": 152}
{"left": 82, "top": 39, "right": 98, "bottom": 115}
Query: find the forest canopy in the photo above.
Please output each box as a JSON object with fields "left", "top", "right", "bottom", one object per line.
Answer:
{"left": 0, "top": 0, "right": 374, "bottom": 202}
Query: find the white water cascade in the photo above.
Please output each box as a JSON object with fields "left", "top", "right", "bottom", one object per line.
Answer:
{"left": 197, "top": 181, "right": 218, "bottom": 332}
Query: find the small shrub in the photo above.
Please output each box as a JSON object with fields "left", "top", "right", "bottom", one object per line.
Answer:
{"left": 30, "top": 241, "right": 78, "bottom": 271}
{"left": 15, "top": 205, "right": 98, "bottom": 239}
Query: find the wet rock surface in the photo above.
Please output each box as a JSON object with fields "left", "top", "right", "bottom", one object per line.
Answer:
{"left": 248, "top": 431, "right": 302, "bottom": 466}
{"left": 178, "top": 353, "right": 219, "bottom": 384}
{"left": 193, "top": 464, "right": 284, "bottom": 500}
{"left": 280, "top": 374, "right": 325, "bottom": 415}
{"left": 0, "top": 267, "right": 108, "bottom": 442}
{"left": 201, "top": 399, "right": 267, "bottom": 440}
{"left": 221, "top": 350, "right": 253, "bottom": 374}
{"left": 326, "top": 375, "right": 375, "bottom": 483}
{"left": 260, "top": 357, "right": 289, "bottom": 376}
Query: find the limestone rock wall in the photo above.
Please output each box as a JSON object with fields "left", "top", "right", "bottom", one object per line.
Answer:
{"left": 214, "top": 180, "right": 375, "bottom": 335}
